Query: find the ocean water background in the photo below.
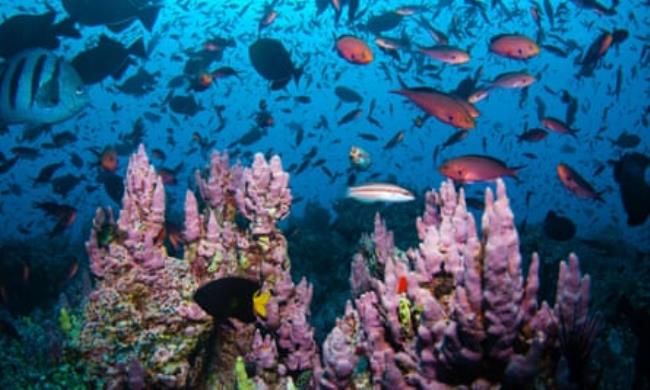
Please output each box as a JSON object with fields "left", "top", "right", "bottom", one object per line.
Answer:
{"left": 0, "top": 0, "right": 648, "bottom": 388}
{"left": 0, "top": 1, "right": 647, "bottom": 275}
{"left": 0, "top": 1, "right": 650, "bottom": 250}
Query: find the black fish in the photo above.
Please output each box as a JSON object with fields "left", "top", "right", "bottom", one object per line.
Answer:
{"left": 334, "top": 85, "right": 363, "bottom": 105}
{"left": 193, "top": 277, "right": 260, "bottom": 323}
{"left": 168, "top": 95, "right": 201, "bottom": 116}
{"left": 249, "top": 38, "right": 303, "bottom": 90}
{"left": 72, "top": 35, "right": 146, "bottom": 85}
{"left": 610, "top": 132, "right": 640, "bottom": 149}
{"left": 34, "top": 161, "right": 65, "bottom": 185}
{"left": 338, "top": 108, "right": 362, "bottom": 125}
{"left": 613, "top": 153, "right": 650, "bottom": 226}
{"left": 0, "top": 11, "right": 80, "bottom": 59}
{"left": 117, "top": 68, "right": 160, "bottom": 96}
{"left": 102, "top": 173, "right": 124, "bottom": 204}
{"left": 62, "top": 0, "right": 162, "bottom": 32}
{"left": 51, "top": 174, "right": 84, "bottom": 198}
{"left": 383, "top": 130, "right": 404, "bottom": 149}
{"left": 543, "top": 210, "right": 576, "bottom": 241}
{"left": 366, "top": 12, "right": 403, "bottom": 35}
{"left": 0, "top": 156, "right": 19, "bottom": 174}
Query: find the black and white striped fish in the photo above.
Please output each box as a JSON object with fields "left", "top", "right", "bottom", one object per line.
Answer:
{"left": 0, "top": 49, "right": 88, "bottom": 125}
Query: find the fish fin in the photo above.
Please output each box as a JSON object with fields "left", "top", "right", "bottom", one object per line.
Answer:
{"left": 128, "top": 38, "right": 147, "bottom": 59}
{"left": 509, "top": 165, "right": 526, "bottom": 183}
{"left": 106, "top": 20, "right": 133, "bottom": 33}
{"left": 138, "top": 7, "right": 161, "bottom": 32}
{"left": 53, "top": 17, "right": 81, "bottom": 38}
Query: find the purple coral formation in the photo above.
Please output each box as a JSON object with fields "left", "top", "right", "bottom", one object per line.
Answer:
{"left": 81, "top": 145, "right": 318, "bottom": 388}
{"left": 323, "top": 179, "right": 592, "bottom": 388}
{"left": 80, "top": 145, "right": 593, "bottom": 388}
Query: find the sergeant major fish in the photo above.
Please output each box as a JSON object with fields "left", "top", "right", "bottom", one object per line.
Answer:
{"left": 0, "top": 49, "right": 88, "bottom": 125}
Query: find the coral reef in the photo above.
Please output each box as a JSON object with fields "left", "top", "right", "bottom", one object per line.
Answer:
{"left": 76, "top": 146, "right": 594, "bottom": 388}
{"left": 80, "top": 145, "right": 319, "bottom": 388}
{"left": 321, "top": 179, "right": 593, "bottom": 389}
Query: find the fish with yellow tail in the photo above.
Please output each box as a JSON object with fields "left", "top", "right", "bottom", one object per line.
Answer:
{"left": 347, "top": 183, "right": 415, "bottom": 203}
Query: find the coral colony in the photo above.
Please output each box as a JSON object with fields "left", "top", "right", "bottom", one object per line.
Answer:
{"left": 79, "top": 145, "right": 593, "bottom": 388}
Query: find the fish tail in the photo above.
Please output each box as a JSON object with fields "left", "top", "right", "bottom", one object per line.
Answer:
{"left": 53, "top": 17, "right": 80, "bottom": 38}
{"left": 510, "top": 165, "right": 526, "bottom": 183}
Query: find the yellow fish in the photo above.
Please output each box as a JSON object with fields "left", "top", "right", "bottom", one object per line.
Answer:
{"left": 253, "top": 290, "right": 271, "bottom": 318}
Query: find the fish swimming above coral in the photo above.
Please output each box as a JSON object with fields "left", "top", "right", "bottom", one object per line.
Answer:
{"left": 62, "top": 0, "right": 163, "bottom": 32}
{"left": 0, "top": 49, "right": 88, "bottom": 125}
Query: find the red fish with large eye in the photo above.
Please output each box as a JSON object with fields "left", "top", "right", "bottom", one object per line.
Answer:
{"left": 489, "top": 34, "right": 540, "bottom": 59}
{"left": 336, "top": 35, "right": 373, "bottom": 65}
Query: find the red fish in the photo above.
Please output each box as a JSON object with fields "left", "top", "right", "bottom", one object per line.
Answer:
{"left": 490, "top": 34, "right": 540, "bottom": 60}
{"left": 542, "top": 116, "right": 577, "bottom": 137}
{"left": 489, "top": 71, "right": 536, "bottom": 89}
{"left": 336, "top": 35, "right": 373, "bottom": 65}
{"left": 392, "top": 87, "right": 475, "bottom": 129}
{"left": 439, "top": 155, "right": 523, "bottom": 183}
{"left": 397, "top": 276, "right": 408, "bottom": 294}
{"left": 100, "top": 147, "right": 118, "bottom": 173}
{"left": 556, "top": 163, "right": 604, "bottom": 202}
{"left": 259, "top": 9, "right": 278, "bottom": 30}
{"left": 420, "top": 45, "right": 470, "bottom": 64}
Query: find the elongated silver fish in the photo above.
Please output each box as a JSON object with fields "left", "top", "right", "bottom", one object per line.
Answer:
{"left": 0, "top": 49, "right": 88, "bottom": 125}
{"left": 347, "top": 183, "right": 415, "bottom": 203}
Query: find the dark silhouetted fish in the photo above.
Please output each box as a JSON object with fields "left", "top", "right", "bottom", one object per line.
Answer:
{"left": 193, "top": 277, "right": 260, "bottom": 323}
{"left": 117, "top": 68, "right": 160, "bottom": 96}
{"left": 33, "top": 161, "right": 65, "bottom": 185}
{"left": 366, "top": 12, "right": 403, "bottom": 35}
{"left": 334, "top": 85, "right": 363, "bottom": 105}
{"left": 543, "top": 210, "right": 576, "bottom": 241}
{"left": 613, "top": 153, "right": 650, "bottom": 226}
{"left": 72, "top": 35, "right": 146, "bottom": 85}
{"left": 610, "top": 132, "right": 641, "bottom": 149}
{"left": 62, "top": 0, "right": 162, "bottom": 32}
{"left": 0, "top": 11, "right": 80, "bottom": 59}
{"left": 249, "top": 38, "right": 303, "bottom": 90}
{"left": 51, "top": 174, "right": 85, "bottom": 198}
{"left": 0, "top": 49, "right": 88, "bottom": 125}
{"left": 102, "top": 173, "right": 124, "bottom": 204}
{"left": 168, "top": 94, "right": 201, "bottom": 116}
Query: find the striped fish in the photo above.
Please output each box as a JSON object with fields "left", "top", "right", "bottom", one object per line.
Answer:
{"left": 347, "top": 183, "right": 415, "bottom": 203}
{"left": 0, "top": 49, "right": 88, "bottom": 125}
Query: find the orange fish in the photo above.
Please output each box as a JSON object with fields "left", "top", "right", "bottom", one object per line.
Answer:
{"left": 439, "top": 155, "right": 523, "bottom": 183}
{"left": 556, "top": 163, "right": 604, "bottom": 202}
{"left": 420, "top": 45, "right": 470, "bottom": 64}
{"left": 336, "top": 35, "right": 373, "bottom": 65}
{"left": 100, "top": 147, "right": 118, "bottom": 173}
{"left": 489, "top": 34, "right": 540, "bottom": 60}
{"left": 392, "top": 87, "right": 475, "bottom": 129}
{"left": 397, "top": 276, "right": 408, "bottom": 294}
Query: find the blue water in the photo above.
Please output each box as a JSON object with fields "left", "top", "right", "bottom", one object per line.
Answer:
{"left": 0, "top": 0, "right": 648, "bottom": 387}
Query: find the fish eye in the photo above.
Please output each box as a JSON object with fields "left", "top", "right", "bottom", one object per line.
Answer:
{"left": 518, "top": 48, "right": 523, "bottom": 54}
{"left": 448, "top": 115, "right": 454, "bottom": 121}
